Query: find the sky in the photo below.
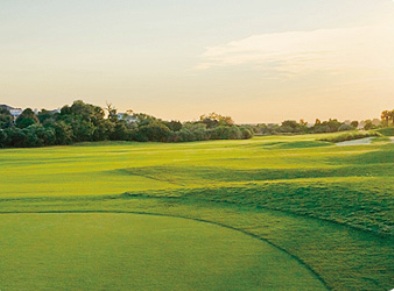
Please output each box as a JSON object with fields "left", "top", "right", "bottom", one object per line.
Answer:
{"left": 1, "top": 0, "right": 394, "bottom": 123}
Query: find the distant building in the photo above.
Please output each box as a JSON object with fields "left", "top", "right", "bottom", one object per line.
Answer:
{"left": 0, "top": 104, "right": 23, "bottom": 122}
{"left": 117, "top": 113, "right": 138, "bottom": 124}
{"left": 48, "top": 108, "right": 61, "bottom": 114}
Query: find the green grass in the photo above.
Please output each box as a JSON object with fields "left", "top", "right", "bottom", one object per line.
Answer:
{"left": 0, "top": 213, "right": 326, "bottom": 290}
{"left": 376, "top": 127, "right": 394, "bottom": 136}
{"left": 0, "top": 134, "right": 393, "bottom": 290}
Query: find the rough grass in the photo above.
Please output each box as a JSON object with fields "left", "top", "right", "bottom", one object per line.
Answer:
{"left": 0, "top": 134, "right": 393, "bottom": 290}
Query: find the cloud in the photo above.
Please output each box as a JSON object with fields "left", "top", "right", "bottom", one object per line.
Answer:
{"left": 197, "top": 25, "right": 394, "bottom": 76}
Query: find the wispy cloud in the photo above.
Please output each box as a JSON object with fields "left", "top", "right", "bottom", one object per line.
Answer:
{"left": 197, "top": 25, "right": 394, "bottom": 75}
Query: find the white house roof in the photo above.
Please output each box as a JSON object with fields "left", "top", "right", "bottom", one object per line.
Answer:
{"left": 0, "top": 104, "right": 22, "bottom": 116}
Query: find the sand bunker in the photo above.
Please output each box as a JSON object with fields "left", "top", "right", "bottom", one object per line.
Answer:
{"left": 336, "top": 137, "right": 373, "bottom": 146}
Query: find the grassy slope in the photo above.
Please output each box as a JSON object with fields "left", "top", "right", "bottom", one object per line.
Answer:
{"left": 0, "top": 135, "right": 393, "bottom": 290}
{"left": 376, "top": 127, "right": 394, "bottom": 136}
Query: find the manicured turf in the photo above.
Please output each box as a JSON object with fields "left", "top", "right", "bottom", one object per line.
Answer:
{"left": 0, "top": 134, "right": 393, "bottom": 290}
{"left": 0, "top": 213, "right": 327, "bottom": 290}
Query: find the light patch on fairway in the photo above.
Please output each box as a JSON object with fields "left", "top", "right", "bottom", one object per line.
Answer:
{"left": 0, "top": 213, "right": 327, "bottom": 290}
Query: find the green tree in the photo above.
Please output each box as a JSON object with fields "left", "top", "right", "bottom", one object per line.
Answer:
{"left": 239, "top": 127, "right": 254, "bottom": 139}
{"left": 37, "top": 109, "right": 58, "bottom": 124}
{"left": 280, "top": 120, "right": 299, "bottom": 134}
{"left": 70, "top": 118, "right": 95, "bottom": 142}
{"left": 33, "top": 125, "right": 56, "bottom": 146}
{"left": 4, "top": 127, "right": 28, "bottom": 147}
{"left": 164, "top": 120, "right": 183, "bottom": 131}
{"left": 381, "top": 110, "right": 390, "bottom": 127}
{"left": 0, "top": 130, "right": 7, "bottom": 147}
{"left": 0, "top": 107, "right": 14, "bottom": 129}
{"left": 138, "top": 122, "right": 171, "bottom": 142}
{"left": 50, "top": 121, "right": 73, "bottom": 145}
{"left": 110, "top": 121, "right": 130, "bottom": 141}
{"left": 105, "top": 102, "right": 118, "bottom": 123}
{"left": 58, "top": 101, "right": 107, "bottom": 142}
{"left": 199, "top": 113, "right": 234, "bottom": 128}
{"left": 209, "top": 126, "right": 242, "bottom": 140}
{"left": 363, "top": 119, "right": 374, "bottom": 130}
{"left": 325, "top": 119, "right": 342, "bottom": 132}
{"left": 350, "top": 120, "right": 359, "bottom": 129}
{"left": 15, "top": 108, "right": 39, "bottom": 129}
{"left": 338, "top": 123, "right": 354, "bottom": 131}
{"left": 390, "top": 110, "right": 394, "bottom": 126}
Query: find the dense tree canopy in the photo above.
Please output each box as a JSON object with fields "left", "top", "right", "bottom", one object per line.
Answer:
{"left": 0, "top": 101, "right": 253, "bottom": 148}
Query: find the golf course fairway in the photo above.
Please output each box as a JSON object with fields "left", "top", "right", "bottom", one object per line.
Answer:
{"left": 0, "top": 213, "right": 325, "bottom": 290}
{"left": 1, "top": 134, "right": 393, "bottom": 290}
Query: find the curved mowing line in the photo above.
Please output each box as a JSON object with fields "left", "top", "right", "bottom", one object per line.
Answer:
{"left": 121, "top": 194, "right": 392, "bottom": 237}
{"left": 0, "top": 210, "right": 330, "bottom": 290}
{"left": 125, "top": 194, "right": 393, "bottom": 237}
{"left": 217, "top": 199, "right": 393, "bottom": 238}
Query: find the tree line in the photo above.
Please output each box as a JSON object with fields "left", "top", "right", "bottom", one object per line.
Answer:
{"left": 252, "top": 109, "right": 394, "bottom": 136}
{"left": 0, "top": 101, "right": 392, "bottom": 148}
{"left": 0, "top": 100, "right": 253, "bottom": 148}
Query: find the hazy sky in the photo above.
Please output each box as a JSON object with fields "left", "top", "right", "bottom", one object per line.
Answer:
{"left": 1, "top": 0, "right": 394, "bottom": 123}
